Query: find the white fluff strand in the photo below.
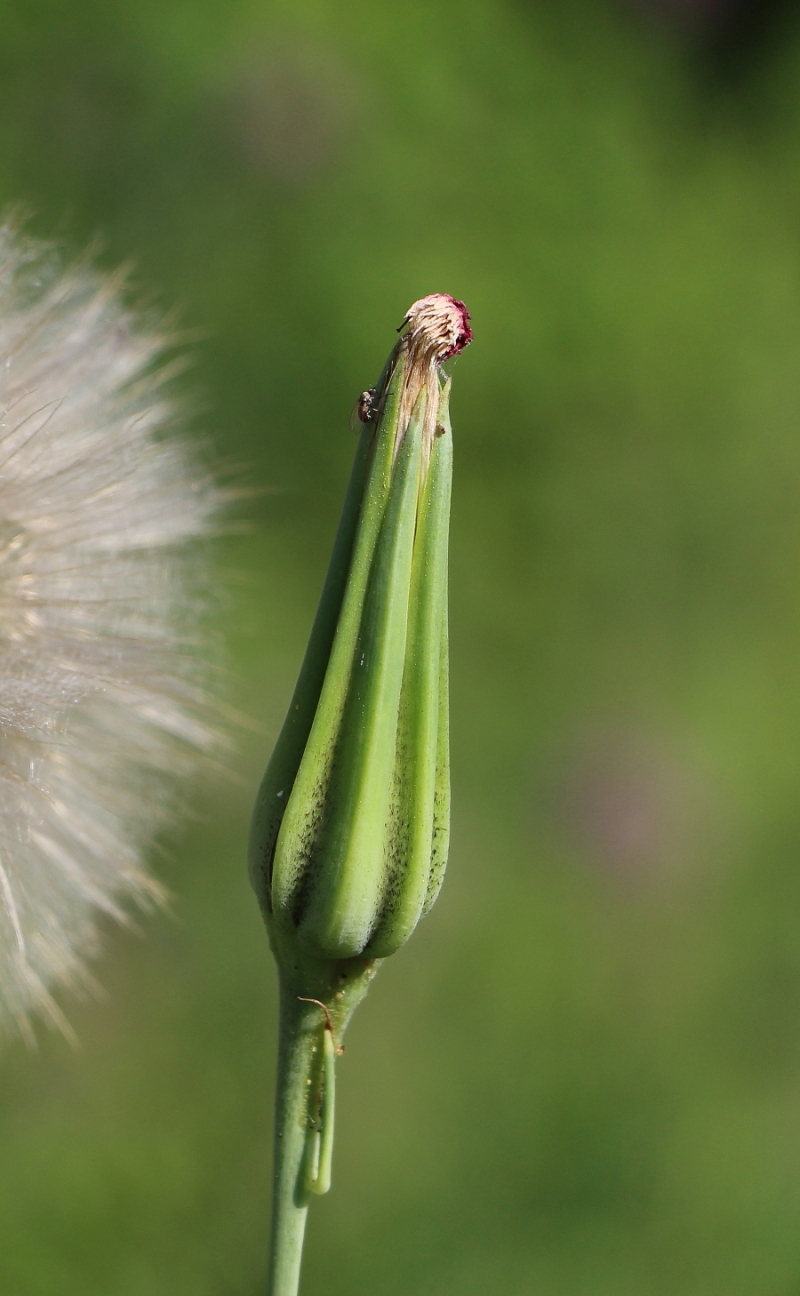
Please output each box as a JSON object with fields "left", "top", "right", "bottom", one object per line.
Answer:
{"left": 0, "top": 224, "right": 221, "bottom": 1038}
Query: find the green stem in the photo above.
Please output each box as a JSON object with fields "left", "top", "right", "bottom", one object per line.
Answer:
{"left": 266, "top": 986, "right": 317, "bottom": 1296}
{"left": 266, "top": 940, "right": 381, "bottom": 1296}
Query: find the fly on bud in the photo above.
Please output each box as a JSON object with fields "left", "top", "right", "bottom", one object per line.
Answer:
{"left": 250, "top": 296, "right": 470, "bottom": 1294}
{"left": 349, "top": 385, "right": 378, "bottom": 430}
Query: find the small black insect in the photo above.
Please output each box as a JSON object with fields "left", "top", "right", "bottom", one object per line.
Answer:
{"left": 350, "top": 386, "right": 378, "bottom": 431}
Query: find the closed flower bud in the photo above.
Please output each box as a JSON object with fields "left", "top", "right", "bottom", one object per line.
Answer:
{"left": 249, "top": 294, "right": 470, "bottom": 965}
{"left": 251, "top": 297, "right": 470, "bottom": 1286}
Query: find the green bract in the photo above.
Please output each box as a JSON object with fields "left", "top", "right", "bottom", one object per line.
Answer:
{"left": 249, "top": 351, "right": 452, "bottom": 961}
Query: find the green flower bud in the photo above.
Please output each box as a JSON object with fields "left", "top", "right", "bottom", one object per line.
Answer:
{"left": 249, "top": 295, "right": 471, "bottom": 965}
{"left": 251, "top": 300, "right": 471, "bottom": 1282}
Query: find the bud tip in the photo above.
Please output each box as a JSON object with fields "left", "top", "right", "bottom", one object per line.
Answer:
{"left": 399, "top": 293, "right": 472, "bottom": 362}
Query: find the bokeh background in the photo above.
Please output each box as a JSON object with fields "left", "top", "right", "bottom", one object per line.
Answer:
{"left": 4, "top": 0, "right": 800, "bottom": 1292}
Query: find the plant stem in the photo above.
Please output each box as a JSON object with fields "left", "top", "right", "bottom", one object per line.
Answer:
{"left": 266, "top": 986, "right": 317, "bottom": 1296}
{"left": 266, "top": 944, "right": 380, "bottom": 1296}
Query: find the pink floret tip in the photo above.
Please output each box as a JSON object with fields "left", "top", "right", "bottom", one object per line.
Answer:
{"left": 400, "top": 293, "right": 473, "bottom": 362}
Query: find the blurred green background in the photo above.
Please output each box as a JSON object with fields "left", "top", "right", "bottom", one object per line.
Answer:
{"left": 6, "top": 0, "right": 800, "bottom": 1291}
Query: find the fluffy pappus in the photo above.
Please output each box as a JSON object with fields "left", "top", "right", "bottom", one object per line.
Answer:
{"left": 0, "top": 223, "right": 223, "bottom": 1038}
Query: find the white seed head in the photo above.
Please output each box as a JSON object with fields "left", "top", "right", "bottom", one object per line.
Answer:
{"left": 0, "top": 224, "right": 222, "bottom": 1038}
